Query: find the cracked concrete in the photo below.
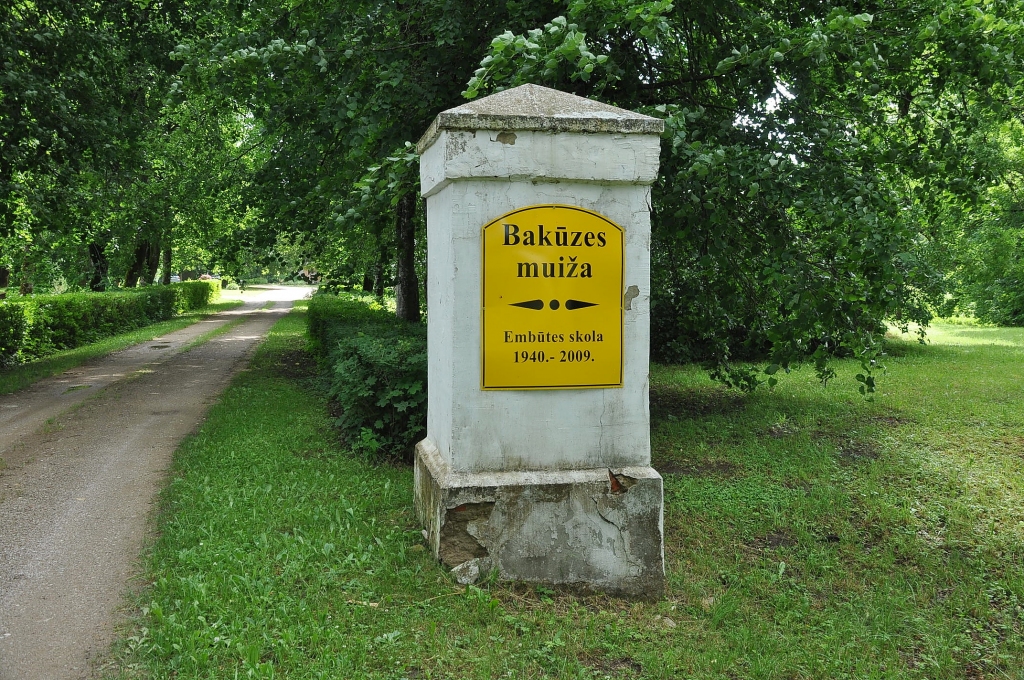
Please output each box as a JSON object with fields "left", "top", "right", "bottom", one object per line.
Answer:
{"left": 415, "top": 440, "right": 665, "bottom": 598}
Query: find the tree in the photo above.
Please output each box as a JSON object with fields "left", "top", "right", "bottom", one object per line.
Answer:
{"left": 462, "top": 0, "right": 1024, "bottom": 390}
{"left": 0, "top": 0, "right": 212, "bottom": 290}
{"left": 937, "top": 119, "right": 1024, "bottom": 323}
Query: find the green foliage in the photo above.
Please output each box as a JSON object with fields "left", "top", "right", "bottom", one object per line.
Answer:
{"left": 307, "top": 292, "right": 426, "bottom": 462}
{"left": 171, "top": 280, "right": 221, "bottom": 314}
{"left": 1, "top": 0, "right": 256, "bottom": 294}
{"left": 0, "top": 302, "right": 27, "bottom": 367}
{"left": 1, "top": 0, "right": 159, "bottom": 234}
{"left": 463, "top": 15, "right": 614, "bottom": 99}
{"left": 21, "top": 293, "right": 154, "bottom": 356}
{"left": 165, "top": 0, "right": 554, "bottom": 293}
{"left": 324, "top": 146, "right": 421, "bottom": 286}
{"left": 0, "top": 300, "right": 242, "bottom": 395}
{"left": 937, "top": 121, "right": 1024, "bottom": 325}
{"left": 0, "top": 282, "right": 219, "bottom": 364}
{"left": 460, "top": 0, "right": 1023, "bottom": 391}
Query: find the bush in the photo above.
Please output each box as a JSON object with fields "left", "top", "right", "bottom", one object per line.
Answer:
{"left": 0, "top": 281, "right": 220, "bottom": 365}
{"left": 172, "top": 280, "right": 220, "bottom": 313}
{"left": 308, "top": 292, "right": 426, "bottom": 463}
{"left": 21, "top": 292, "right": 149, "bottom": 356}
{"left": 0, "top": 302, "right": 27, "bottom": 366}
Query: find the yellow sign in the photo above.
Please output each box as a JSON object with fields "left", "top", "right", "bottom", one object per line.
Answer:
{"left": 482, "top": 205, "right": 624, "bottom": 390}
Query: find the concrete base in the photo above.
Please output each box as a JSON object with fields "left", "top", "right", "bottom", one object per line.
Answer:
{"left": 414, "top": 440, "right": 665, "bottom": 599}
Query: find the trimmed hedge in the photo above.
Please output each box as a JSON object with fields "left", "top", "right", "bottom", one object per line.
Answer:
{"left": 174, "top": 280, "right": 221, "bottom": 314}
{"left": 0, "top": 281, "right": 219, "bottom": 366}
{"left": 308, "top": 292, "right": 426, "bottom": 463}
{"left": 0, "top": 303, "right": 27, "bottom": 366}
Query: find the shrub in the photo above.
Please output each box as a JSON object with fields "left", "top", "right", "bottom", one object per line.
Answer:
{"left": 0, "top": 302, "right": 27, "bottom": 366}
{"left": 21, "top": 292, "right": 150, "bottom": 355}
{"left": 172, "top": 280, "right": 220, "bottom": 313}
{"left": 308, "top": 293, "right": 426, "bottom": 463}
{"left": 0, "top": 282, "right": 220, "bottom": 365}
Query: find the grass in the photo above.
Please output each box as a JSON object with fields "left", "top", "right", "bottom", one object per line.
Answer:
{"left": 109, "top": 317, "right": 1024, "bottom": 679}
{"left": 0, "top": 300, "right": 243, "bottom": 395}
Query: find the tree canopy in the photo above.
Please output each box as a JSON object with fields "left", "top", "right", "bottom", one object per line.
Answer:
{"left": 3, "top": 0, "right": 1023, "bottom": 388}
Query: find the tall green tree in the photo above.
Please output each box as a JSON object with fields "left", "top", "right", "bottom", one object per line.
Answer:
{"left": 463, "top": 0, "right": 1024, "bottom": 389}
{"left": 935, "top": 119, "right": 1024, "bottom": 323}
{"left": 1, "top": 0, "right": 212, "bottom": 290}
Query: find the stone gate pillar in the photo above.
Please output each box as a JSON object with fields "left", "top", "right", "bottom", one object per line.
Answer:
{"left": 414, "top": 84, "right": 665, "bottom": 598}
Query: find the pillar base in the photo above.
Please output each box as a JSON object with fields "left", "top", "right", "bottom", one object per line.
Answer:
{"left": 414, "top": 439, "right": 665, "bottom": 599}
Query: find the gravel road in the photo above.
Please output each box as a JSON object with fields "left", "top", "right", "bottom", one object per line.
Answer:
{"left": 0, "top": 286, "right": 313, "bottom": 679}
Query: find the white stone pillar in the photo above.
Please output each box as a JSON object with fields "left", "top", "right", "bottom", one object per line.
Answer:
{"left": 414, "top": 84, "right": 664, "bottom": 598}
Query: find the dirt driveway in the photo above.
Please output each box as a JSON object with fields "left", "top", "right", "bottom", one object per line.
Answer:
{"left": 0, "top": 285, "right": 313, "bottom": 680}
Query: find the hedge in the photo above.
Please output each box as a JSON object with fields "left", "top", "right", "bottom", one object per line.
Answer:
{"left": 0, "top": 303, "right": 27, "bottom": 366}
{"left": 0, "top": 281, "right": 219, "bottom": 366}
{"left": 307, "top": 292, "right": 426, "bottom": 463}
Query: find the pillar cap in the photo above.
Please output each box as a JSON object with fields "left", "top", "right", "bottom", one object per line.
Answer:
{"left": 417, "top": 84, "right": 664, "bottom": 154}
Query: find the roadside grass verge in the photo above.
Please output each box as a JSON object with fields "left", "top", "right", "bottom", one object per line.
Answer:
{"left": 0, "top": 300, "right": 242, "bottom": 395}
{"left": 112, "top": 316, "right": 1024, "bottom": 679}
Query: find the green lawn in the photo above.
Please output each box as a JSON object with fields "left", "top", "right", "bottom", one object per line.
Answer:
{"left": 0, "top": 300, "right": 243, "bottom": 395}
{"left": 109, "top": 313, "right": 1024, "bottom": 679}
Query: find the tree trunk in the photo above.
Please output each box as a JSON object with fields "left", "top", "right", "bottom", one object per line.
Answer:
{"left": 88, "top": 243, "right": 108, "bottom": 291}
{"left": 394, "top": 192, "right": 420, "bottom": 322}
{"left": 17, "top": 249, "right": 33, "bottom": 295}
{"left": 372, "top": 260, "right": 385, "bottom": 297}
{"left": 0, "top": 267, "right": 9, "bottom": 289}
{"left": 161, "top": 242, "right": 172, "bottom": 285}
{"left": 143, "top": 237, "right": 160, "bottom": 284}
{"left": 124, "top": 241, "right": 148, "bottom": 288}
{"left": 372, "top": 233, "right": 388, "bottom": 298}
{"left": 362, "top": 272, "right": 374, "bottom": 292}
